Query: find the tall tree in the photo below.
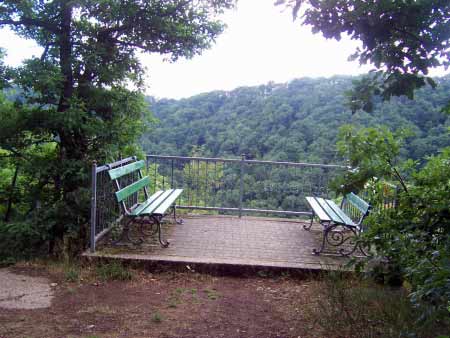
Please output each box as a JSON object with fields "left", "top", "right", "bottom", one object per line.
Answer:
{"left": 0, "top": 0, "right": 234, "bottom": 255}
{"left": 276, "top": 0, "right": 450, "bottom": 111}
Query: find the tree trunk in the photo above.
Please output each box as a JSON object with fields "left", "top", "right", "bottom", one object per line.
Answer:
{"left": 4, "top": 165, "right": 19, "bottom": 222}
{"left": 58, "top": 1, "right": 74, "bottom": 113}
{"left": 50, "top": 0, "right": 75, "bottom": 256}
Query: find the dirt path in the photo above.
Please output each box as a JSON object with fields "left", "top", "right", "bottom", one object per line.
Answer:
{"left": 0, "top": 268, "right": 54, "bottom": 310}
{"left": 0, "top": 266, "right": 321, "bottom": 338}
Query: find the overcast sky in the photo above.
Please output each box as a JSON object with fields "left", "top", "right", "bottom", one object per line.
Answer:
{"left": 1, "top": 0, "right": 448, "bottom": 99}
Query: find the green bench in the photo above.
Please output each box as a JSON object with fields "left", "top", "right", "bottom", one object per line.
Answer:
{"left": 108, "top": 159, "right": 183, "bottom": 247}
{"left": 305, "top": 193, "right": 371, "bottom": 256}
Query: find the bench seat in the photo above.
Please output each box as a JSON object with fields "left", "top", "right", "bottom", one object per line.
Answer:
{"left": 305, "top": 193, "right": 370, "bottom": 256}
{"left": 305, "top": 196, "right": 357, "bottom": 228}
{"left": 131, "top": 189, "right": 183, "bottom": 216}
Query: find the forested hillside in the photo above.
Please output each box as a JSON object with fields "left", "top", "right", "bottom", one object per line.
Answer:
{"left": 143, "top": 75, "right": 450, "bottom": 163}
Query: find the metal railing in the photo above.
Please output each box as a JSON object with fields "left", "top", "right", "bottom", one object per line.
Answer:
{"left": 89, "top": 154, "right": 347, "bottom": 252}
{"left": 89, "top": 155, "right": 401, "bottom": 253}
{"left": 146, "top": 154, "right": 347, "bottom": 218}
{"left": 362, "top": 181, "right": 399, "bottom": 214}
{"left": 90, "top": 156, "right": 138, "bottom": 252}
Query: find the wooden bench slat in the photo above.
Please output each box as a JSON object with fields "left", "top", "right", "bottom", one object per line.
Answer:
{"left": 108, "top": 160, "right": 145, "bottom": 180}
{"left": 131, "top": 190, "right": 165, "bottom": 216}
{"left": 136, "top": 189, "right": 176, "bottom": 215}
{"left": 315, "top": 197, "right": 345, "bottom": 224}
{"left": 115, "top": 176, "right": 150, "bottom": 202}
{"left": 305, "top": 197, "right": 331, "bottom": 222}
{"left": 324, "top": 199, "right": 356, "bottom": 227}
{"left": 153, "top": 189, "right": 183, "bottom": 215}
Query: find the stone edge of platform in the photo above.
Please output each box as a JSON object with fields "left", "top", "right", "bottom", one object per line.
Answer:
{"left": 81, "top": 250, "right": 355, "bottom": 277}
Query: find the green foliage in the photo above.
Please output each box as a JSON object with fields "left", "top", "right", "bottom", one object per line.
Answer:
{"left": 0, "top": 220, "right": 49, "bottom": 263}
{"left": 144, "top": 76, "right": 450, "bottom": 162}
{"left": 142, "top": 77, "right": 448, "bottom": 215}
{"left": 335, "top": 125, "right": 450, "bottom": 324}
{"left": 203, "top": 288, "right": 220, "bottom": 300}
{"left": 0, "top": 0, "right": 234, "bottom": 257}
{"left": 95, "top": 262, "right": 133, "bottom": 282}
{"left": 333, "top": 125, "right": 410, "bottom": 194}
{"left": 308, "top": 272, "right": 449, "bottom": 337}
{"left": 277, "top": 0, "right": 450, "bottom": 110}
{"left": 151, "top": 311, "right": 163, "bottom": 323}
{"left": 368, "top": 148, "right": 450, "bottom": 316}
{"left": 64, "top": 266, "right": 80, "bottom": 282}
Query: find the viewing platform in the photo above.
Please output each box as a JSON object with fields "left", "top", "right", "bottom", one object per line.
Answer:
{"left": 84, "top": 215, "right": 354, "bottom": 273}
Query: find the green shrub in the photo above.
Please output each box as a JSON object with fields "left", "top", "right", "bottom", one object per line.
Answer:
{"left": 335, "top": 126, "right": 450, "bottom": 326}
{"left": 310, "top": 272, "right": 449, "bottom": 338}
{"left": 95, "top": 262, "right": 132, "bottom": 281}
{"left": 64, "top": 266, "right": 80, "bottom": 282}
{"left": 0, "top": 220, "right": 48, "bottom": 263}
{"left": 151, "top": 311, "right": 163, "bottom": 323}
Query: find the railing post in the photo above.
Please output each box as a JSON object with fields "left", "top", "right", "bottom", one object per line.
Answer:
{"left": 239, "top": 154, "right": 245, "bottom": 218}
{"left": 171, "top": 159, "right": 174, "bottom": 189}
{"left": 90, "top": 161, "right": 97, "bottom": 253}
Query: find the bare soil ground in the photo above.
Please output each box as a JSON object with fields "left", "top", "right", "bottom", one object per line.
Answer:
{"left": 0, "top": 263, "right": 324, "bottom": 338}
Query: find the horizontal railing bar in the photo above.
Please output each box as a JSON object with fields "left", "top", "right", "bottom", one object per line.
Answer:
{"left": 147, "top": 154, "right": 347, "bottom": 169}
{"left": 243, "top": 159, "right": 348, "bottom": 169}
{"left": 96, "top": 156, "right": 137, "bottom": 173}
{"left": 147, "top": 154, "right": 241, "bottom": 164}
{"left": 177, "top": 205, "right": 312, "bottom": 216}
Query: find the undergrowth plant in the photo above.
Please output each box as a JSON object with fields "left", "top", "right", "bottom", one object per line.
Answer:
{"left": 309, "top": 272, "right": 449, "bottom": 338}
{"left": 95, "top": 262, "right": 132, "bottom": 281}
{"left": 334, "top": 125, "right": 450, "bottom": 330}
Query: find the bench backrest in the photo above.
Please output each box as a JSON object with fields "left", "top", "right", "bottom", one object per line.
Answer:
{"left": 108, "top": 160, "right": 149, "bottom": 214}
{"left": 341, "top": 192, "right": 371, "bottom": 227}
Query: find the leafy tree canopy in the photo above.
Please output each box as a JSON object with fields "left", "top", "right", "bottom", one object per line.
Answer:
{"left": 144, "top": 75, "right": 450, "bottom": 163}
{"left": 334, "top": 125, "right": 450, "bottom": 322}
{"left": 276, "top": 0, "right": 450, "bottom": 111}
{"left": 0, "top": 0, "right": 235, "bottom": 256}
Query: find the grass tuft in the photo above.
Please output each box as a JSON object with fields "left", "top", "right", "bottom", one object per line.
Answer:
{"left": 64, "top": 267, "right": 80, "bottom": 282}
{"left": 306, "top": 271, "right": 450, "bottom": 338}
{"left": 151, "top": 311, "right": 163, "bottom": 323}
{"left": 96, "top": 261, "right": 132, "bottom": 281}
{"left": 203, "top": 288, "right": 220, "bottom": 300}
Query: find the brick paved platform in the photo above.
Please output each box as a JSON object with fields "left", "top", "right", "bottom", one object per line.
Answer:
{"left": 84, "top": 215, "right": 355, "bottom": 272}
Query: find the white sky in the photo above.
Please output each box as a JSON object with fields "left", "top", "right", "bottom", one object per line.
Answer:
{"left": 1, "top": 0, "right": 448, "bottom": 99}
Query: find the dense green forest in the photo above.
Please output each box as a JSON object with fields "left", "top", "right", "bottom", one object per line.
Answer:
{"left": 143, "top": 75, "right": 450, "bottom": 163}
{"left": 1, "top": 1, "right": 450, "bottom": 333}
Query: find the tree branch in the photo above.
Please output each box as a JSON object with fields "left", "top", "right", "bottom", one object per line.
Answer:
{"left": 0, "top": 17, "right": 59, "bottom": 34}
{"left": 386, "top": 159, "right": 409, "bottom": 194}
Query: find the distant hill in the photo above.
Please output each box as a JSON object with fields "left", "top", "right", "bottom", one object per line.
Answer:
{"left": 143, "top": 75, "right": 450, "bottom": 164}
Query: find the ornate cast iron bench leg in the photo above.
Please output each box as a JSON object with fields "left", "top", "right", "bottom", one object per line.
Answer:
{"left": 312, "top": 221, "right": 330, "bottom": 255}
{"left": 173, "top": 205, "right": 184, "bottom": 225}
{"left": 151, "top": 215, "right": 169, "bottom": 248}
{"left": 303, "top": 211, "right": 314, "bottom": 230}
{"left": 139, "top": 215, "right": 159, "bottom": 237}
{"left": 112, "top": 218, "right": 144, "bottom": 246}
{"left": 313, "top": 223, "right": 369, "bottom": 257}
